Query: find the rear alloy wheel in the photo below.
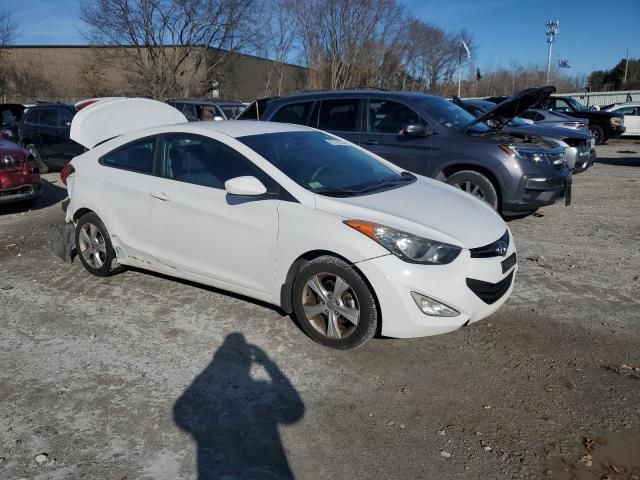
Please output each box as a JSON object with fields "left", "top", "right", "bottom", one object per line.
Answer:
{"left": 75, "top": 212, "right": 124, "bottom": 277}
{"left": 292, "top": 256, "right": 378, "bottom": 349}
{"left": 25, "top": 144, "right": 49, "bottom": 174}
{"left": 589, "top": 125, "right": 605, "bottom": 145}
{"left": 446, "top": 170, "right": 499, "bottom": 210}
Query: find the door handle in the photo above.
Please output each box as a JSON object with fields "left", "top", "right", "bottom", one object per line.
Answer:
{"left": 150, "top": 191, "right": 170, "bottom": 201}
{"left": 362, "top": 139, "right": 379, "bottom": 146}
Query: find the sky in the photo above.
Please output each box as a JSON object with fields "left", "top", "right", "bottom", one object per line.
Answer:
{"left": 6, "top": 0, "right": 640, "bottom": 76}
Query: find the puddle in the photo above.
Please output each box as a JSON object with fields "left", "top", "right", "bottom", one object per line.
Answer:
{"left": 546, "top": 430, "right": 640, "bottom": 479}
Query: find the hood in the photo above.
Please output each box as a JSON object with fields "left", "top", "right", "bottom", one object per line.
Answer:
{"left": 464, "top": 86, "right": 556, "bottom": 130}
{"left": 314, "top": 176, "right": 505, "bottom": 249}
{"left": 70, "top": 98, "right": 187, "bottom": 149}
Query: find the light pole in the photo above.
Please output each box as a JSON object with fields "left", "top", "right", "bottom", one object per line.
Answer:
{"left": 545, "top": 20, "right": 559, "bottom": 84}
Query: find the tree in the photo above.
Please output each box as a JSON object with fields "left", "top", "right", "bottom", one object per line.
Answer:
{"left": 258, "top": 0, "right": 297, "bottom": 96}
{"left": 0, "top": 10, "right": 19, "bottom": 99}
{"left": 80, "top": 0, "right": 259, "bottom": 99}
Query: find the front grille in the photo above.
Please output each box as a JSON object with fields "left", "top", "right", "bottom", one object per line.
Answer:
{"left": 466, "top": 271, "right": 514, "bottom": 304}
{"left": 469, "top": 230, "right": 509, "bottom": 258}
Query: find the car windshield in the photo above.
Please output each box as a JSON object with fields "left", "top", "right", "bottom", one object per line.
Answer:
{"left": 418, "top": 97, "right": 489, "bottom": 133}
{"left": 238, "top": 131, "right": 414, "bottom": 196}
{"left": 566, "top": 97, "right": 586, "bottom": 111}
{"left": 220, "top": 105, "right": 242, "bottom": 119}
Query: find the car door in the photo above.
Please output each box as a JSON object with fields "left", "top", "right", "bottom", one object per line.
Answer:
{"left": 618, "top": 106, "right": 640, "bottom": 135}
{"left": 144, "top": 132, "right": 280, "bottom": 294}
{"left": 37, "top": 108, "right": 62, "bottom": 162}
{"left": 359, "top": 98, "right": 431, "bottom": 175}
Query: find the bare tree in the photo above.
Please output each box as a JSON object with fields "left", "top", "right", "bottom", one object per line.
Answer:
{"left": 80, "top": 0, "right": 259, "bottom": 99}
{"left": 0, "top": 10, "right": 19, "bottom": 99}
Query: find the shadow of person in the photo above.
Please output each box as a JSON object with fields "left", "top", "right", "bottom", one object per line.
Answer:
{"left": 174, "top": 333, "right": 305, "bottom": 480}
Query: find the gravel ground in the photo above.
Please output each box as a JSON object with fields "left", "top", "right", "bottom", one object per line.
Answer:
{"left": 1, "top": 140, "right": 639, "bottom": 480}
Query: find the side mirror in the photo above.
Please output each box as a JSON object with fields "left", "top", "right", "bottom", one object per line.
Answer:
{"left": 225, "top": 176, "right": 267, "bottom": 196}
{"left": 403, "top": 123, "right": 431, "bottom": 137}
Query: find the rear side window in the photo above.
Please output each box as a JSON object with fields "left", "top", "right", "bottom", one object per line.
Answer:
{"left": 368, "top": 99, "right": 423, "bottom": 134}
{"left": 39, "top": 109, "right": 58, "bottom": 127}
{"left": 318, "top": 99, "right": 359, "bottom": 131}
{"left": 101, "top": 137, "right": 156, "bottom": 174}
{"left": 161, "top": 134, "right": 266, "bottom": 190}
{"left": 59, "top": 109, "right": 74, "bottom": 126}
{"left": 271, "top": 102, "right": 313, "bottom": 125}
{"left": 24, "top": 109, "right": 39, "bottom": 124}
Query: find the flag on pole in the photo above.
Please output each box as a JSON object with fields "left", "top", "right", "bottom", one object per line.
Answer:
{"left": 461, "top": 39, "right": 471, "bottom": 59}
{"left": 558, "top": 57, "right": 570, "bottom": 68}
{"left": 476, "top": 67, "right": 482, "bottom": 80}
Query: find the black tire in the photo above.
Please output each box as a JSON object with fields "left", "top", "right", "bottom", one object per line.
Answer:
{"left": 446, "top": 170, "right": 499, "bottom": 210}
{"left": 75, "top": 212, "right": 124, "bottom": 277}
{"left": 291, "top": 256, "right": 378, "bottom": 349}
{"left": 25, "top": 144, "right": 49, "bottom": 174}
{"left": 589, "top": 125, "right": 605, "bottom": 145}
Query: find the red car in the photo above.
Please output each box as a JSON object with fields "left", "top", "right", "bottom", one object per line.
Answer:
{"left": 0, "top": 137, "right": 42, "bottom": 205}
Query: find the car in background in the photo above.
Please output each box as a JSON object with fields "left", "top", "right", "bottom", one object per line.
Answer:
{"left": 247, "top": 87, "right": 572, "bottom": 217}
{"left": 0, "top": 138, "right": 42, "bottom": 206}
{"left": 18, "top": 103, "right": 84, "bottom": 173}
{"left": 541, "top": 96, "right": 625, "bottom": 144}
{"left": 63, "top": 98, "right": 516, "bottom": 349}
{"left": 602, "top": 103, "right": 640, "bottom": 136}
{"left": 456, "top": 99, "right": 595, "bottom": 173}
{"left": 519, "top": 109, "right": 589, "bottom": 131}
{"left": 0, "top": 103, "right": 26, "bottom": 142}
{"left": 168, "top": 99, "right": 245, "bottom": 121}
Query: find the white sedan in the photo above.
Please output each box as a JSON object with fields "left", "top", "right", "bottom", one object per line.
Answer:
{"left": 62, "top": 98, "right": 516, "bottom": 349}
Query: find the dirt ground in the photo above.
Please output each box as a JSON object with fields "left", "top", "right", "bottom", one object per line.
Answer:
{"left": 1, "top": 140, "right": 639, "bottom": 480}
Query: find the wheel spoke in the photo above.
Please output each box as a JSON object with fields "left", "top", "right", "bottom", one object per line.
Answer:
{"left": 303, "top": 303, "right": 326, "bottom": 319}
{"left": 336, "top": 305, "right": 359, "bottom": 325}
{"left": 470, "top": 184, "right": 480, "bottom": 196}
{"left": 464, "top": 181, "right": 472, "bottom": 193}
{"left": 81, "top": 247, "right": 94, "bottom": 264}
{"left": 93, "top": 251, "right": 103, "bottom": 268}
{"left": 332, "top": 276, "right": 349, "bottom": 299}
{"left": 89, "top": 224, "right": 98, "bottom": 242}
{"left": 95, "top": 242, "right": 106, "bottom": 253}
{"left": 326, "top": 311, "right": 341, "bottom": 339}
{"left": 307, "top": 276, "right": 328, "bottom": 302}
{"left": 80, "top": 228, "right": 91, "bottom": 245}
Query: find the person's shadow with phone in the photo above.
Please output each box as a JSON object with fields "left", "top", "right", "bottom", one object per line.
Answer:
{"left": 174, "top": 332, "right": 304, "bottom": 480}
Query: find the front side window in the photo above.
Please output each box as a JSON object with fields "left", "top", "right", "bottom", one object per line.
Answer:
{"left": 238, "top": 131, "right": 412, "bottom": 197}
{"left": 619, "top": 106, "right": 638, "bottom": 116}
{"left": 59, "top": 109, "right": 74, "bottom": 126}
{"left": 24, "top": 110, "right": 38, "bottom": 124}
{"left": 39, "top": 109, "right": 58, "bottom": 127}
{"left": 271, "top": 102, "right": 313, "bottom": 125}
{"left": 369, "top": 99, "right": 423, "bottom": 134}
{"left": 318, "top": 99, "right": 359, "bottom": 131}
{"left": 162, "top": 134, "right": 262, "bottom": 189}
{"left": 102, "top": 137, "right": 155, "bottom": 174}
{"left": 416, "top": 97, "right": 487, "bottom": 133}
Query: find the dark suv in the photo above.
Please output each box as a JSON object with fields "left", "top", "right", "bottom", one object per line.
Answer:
{"left": 18, "top": 103, "right": 84, "bottom": 172}
{"left": 240, "top": 88, "right": 572, "bottom": 216}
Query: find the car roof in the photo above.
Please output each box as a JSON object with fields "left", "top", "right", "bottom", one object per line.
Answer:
{"left": 191, "top": 120, "right": 313, "bottom": 137}
{"left": 169, "top": 99, "right": 243, "bottom": 106}
{"left": 272, "top": 89, "right": 440, "bottom": 102}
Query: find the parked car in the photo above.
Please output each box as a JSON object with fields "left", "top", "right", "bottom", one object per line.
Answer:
{"left": 244, "top": 87, "right": 572, "bottom": 216}
{"left": 18, "top": 103, "right": 84, "bottom": 173}
{"left": 455, "top": 99, "right": 595, "bottom": 173}
{"left": 0, "top": 103, "right": 26, "bottom": 142}
{"left": 0, "top": 138, "right": 42, "bottom": 205}
{"left": 168, "top": 99, "right": 245, "bottom": 121}
{"left": 519, "top": 109, "right": 589, "bottom": 131}
{"left": 539, "top": 96, "right": 625, "bottom": 144}
{"left": 602, "top": 103, "right": 640, "bottom": 136}
{"left": 63, "top": 98, "right": 516, "bottom": 349}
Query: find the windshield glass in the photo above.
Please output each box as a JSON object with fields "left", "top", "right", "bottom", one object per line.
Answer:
{"left": 419, "top": 97, "right": 489, "bottom": 133}
{"left": 566, "top": 97, "right": 586, "bottom": 111}
{"left": 220, "top": 104, "right": 242, "bottom": 119}
{"left": 238, "top": 131, "right": 411, "bottom": 196}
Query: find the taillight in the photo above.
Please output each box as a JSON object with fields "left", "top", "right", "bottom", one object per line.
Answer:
{"left": 60, "top": 164, "right": 75, "bottom": 185}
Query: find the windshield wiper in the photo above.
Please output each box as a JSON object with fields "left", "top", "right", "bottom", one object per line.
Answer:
{"left": 352, "top": 172, "right": 416, "bottom": 194}
{"left": 310, "top": 186, "right": 361, "bottom": 197}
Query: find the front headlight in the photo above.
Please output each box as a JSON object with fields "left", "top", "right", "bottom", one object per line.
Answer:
{"left": 344, "top": 219, "right": 461, "bottom": 265}
{"left": 610, "top": 116, "right": 623, "bottom": 127}
{"left": 500, "top": 145, "right": 565, "bottom": 166}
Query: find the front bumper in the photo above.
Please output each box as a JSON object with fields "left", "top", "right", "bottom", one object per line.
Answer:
{"left": 572, "top": 148, "right": 596, "bottom": 173}
{"left": 356, "top": 233, "right": 517, "bottom": 338}
{"left": 0, "top": 182, "right": 42, "bottom": 204}
{"left": 503, "top": 167, "right": 572, "bottom": 214}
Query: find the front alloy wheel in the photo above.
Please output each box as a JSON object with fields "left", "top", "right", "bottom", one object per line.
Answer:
{"left": 292, "top": 256, "right": 378, "bottom": 349}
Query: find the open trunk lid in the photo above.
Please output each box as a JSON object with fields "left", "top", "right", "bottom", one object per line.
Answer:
{"left": 70, "top": 98, "right": 187, "bottom": 149}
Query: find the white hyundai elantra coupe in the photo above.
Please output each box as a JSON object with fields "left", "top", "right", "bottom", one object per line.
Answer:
{"left": 62, "top": 98, "right": 517, "bottom": 349}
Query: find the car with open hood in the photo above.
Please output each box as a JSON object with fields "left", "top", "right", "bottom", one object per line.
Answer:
{"left": 62, "top": 98, "right": 516, "bottom": 349}
{"left": 243, "top": 88, "right": 572, "bottom": 216}
{"left": 0, "top": 138, "right": 42, "bottom": 206}
{"left": 454, "top": 95, "right": 595, "bottom": 173}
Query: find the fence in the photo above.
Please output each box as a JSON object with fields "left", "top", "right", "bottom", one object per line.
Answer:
{"left": 557, "top": 90, "right": 640, "bottom": 107}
